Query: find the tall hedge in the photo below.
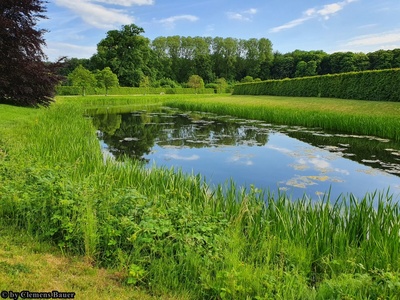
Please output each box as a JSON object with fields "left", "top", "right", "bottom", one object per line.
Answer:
{"left": 233, "top": 69, "right": 400, "bottom": 101}
{"left": 56, "top": 86, "right": 215, "bottom": 96}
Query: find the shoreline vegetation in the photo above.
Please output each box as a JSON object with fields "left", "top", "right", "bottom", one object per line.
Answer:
{"left": 1, "top": 95, "right": 400, "bottom": 299}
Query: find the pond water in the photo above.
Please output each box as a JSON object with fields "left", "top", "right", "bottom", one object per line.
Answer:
{"left": 93, "top": 107, "right": 400, "bottom": 200}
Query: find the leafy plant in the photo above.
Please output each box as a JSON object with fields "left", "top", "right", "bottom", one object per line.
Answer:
{"left": 68, "top": 65, "right": 97, "bottom": 96}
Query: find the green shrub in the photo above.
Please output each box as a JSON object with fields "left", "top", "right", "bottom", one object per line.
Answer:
{"left": 233, "top": 69, "right": 400, "bottom": 101}
{"left": 56, "top": 86, "right": 215, "bottom": 96}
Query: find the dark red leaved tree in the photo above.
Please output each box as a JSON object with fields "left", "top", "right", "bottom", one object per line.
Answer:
{"left": 0, "top": 0, "right": 63, "bottom": 106}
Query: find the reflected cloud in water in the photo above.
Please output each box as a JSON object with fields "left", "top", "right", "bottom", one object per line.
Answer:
{"left": 92, "top": 108, "right": 400, "bottom": 201}
{"left": 164, "top": 153, "right": 200, "bottom": 161}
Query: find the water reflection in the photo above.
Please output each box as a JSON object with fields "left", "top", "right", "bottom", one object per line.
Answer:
{"left": 92, "top": 108, "right": 400, "bottom": 200}
{"left": 93, "top": 108, "right": 269, "bottom": 162}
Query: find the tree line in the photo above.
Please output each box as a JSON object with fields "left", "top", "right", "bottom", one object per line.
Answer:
{"left": 2, "top": 0, "right": 400, "bottom": 107}
{"left": 59, "top": 24, "right": 400, "bottom": 89}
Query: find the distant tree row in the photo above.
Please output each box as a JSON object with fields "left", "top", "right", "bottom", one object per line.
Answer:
{"left": 59, "top": 24, "right": 400, "bottom": 89}
{"left": 67, "top": 64, "right": 215, "bottom": 96}
{"left": 68, "top": 66, "right": 119, "bottom": 96}
{"left": 59, "top": 24, "right": 273, "bottom": 88}
{"left": 270, "top": 49, "right": 400, "bottom": 79}
{"left": 3, "top": 2, "right": 400, "bottom": 106}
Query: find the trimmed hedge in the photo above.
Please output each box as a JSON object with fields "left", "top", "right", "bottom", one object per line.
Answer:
{"left": 233, "top": 69, "right": 400, "bottom": 101}
{"left": 56, "top": 86, "right": 215, "bottom": 96}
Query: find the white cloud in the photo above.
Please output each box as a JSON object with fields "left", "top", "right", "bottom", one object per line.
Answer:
{"left": 318, "top": 3, "right": 343, "bottom": 19}
{"left": 269, "top": 0, "right": 357, "bottom": 33}
{"left": 164, "top": 154, "right": 200, "bottom": 161}
{"left": 54, "top": 0, "right": 154, "bottom": 29}
{"left": 304, "top": 8, "right": 316, "bottom": 16}
{"left": 269, "top": 16, "right": 312, "bottom": 33}
{"left": 335, "top": 168, "right": 350, "bottom": 175}
{"left": 345, "top": 30, "right": 400, "bottom": 47}
{"left": 357, "top": 23, "right": 378, "bottom": 29}
{"left": 333, "top": 29, "right": 400, "bottom": 53}
{"left": 158, "top": 15, "right": 199, "bottom": 29}
{"left": 93, "top": 0, "right": 154, "bottom": 6}
{"left": 295, "top": 157, "right": 331, "bottom": 170}
{"left": 55, "top": 0, "right": 134, "bottom": 29}
{"left": 244, "top": 8, "right": 258, "bottom": 15}
{"left": 228, "top": 154, "right": 253, "bottom": 166}
{"left": 309, "top": 158, "right": 331, "bottom": 169}
{"left": 44, "top": 42, "right": 97, "bottom": 60}
{"left": 266, "top": 145, "right": 292, "bottom": 154}
{"left": 227, "top": 8, "right": 257, "bottom": 21}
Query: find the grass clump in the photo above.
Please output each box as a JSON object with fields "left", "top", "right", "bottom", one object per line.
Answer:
{"left": 1, "top": 95, "right": 400, "bottom": 299}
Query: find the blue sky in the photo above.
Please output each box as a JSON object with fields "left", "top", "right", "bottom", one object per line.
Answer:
{"left": 40, "top": 0, "right": 400, "bottom": 61}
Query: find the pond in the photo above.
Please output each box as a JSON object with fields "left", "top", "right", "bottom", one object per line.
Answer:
{"left": 92, "top": 107, "right": 400, "bottom": 200}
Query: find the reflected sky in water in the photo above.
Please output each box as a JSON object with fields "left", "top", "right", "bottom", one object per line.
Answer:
{"left": 94, "top": 108, "right": 400, "bottom": 201}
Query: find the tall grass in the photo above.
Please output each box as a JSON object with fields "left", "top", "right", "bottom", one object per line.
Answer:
{"left": 164, "top": 95, "right": 400, "bottom": 141}
{"left": 1, "top": 97, "right": 400, "bottom": 299}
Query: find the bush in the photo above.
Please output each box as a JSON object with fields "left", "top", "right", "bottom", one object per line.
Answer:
{"left": 56, "top": 86, "right": 215, "bottom": 96}
{"left": 233, "top": 69, "right": 400, "bottom": 101}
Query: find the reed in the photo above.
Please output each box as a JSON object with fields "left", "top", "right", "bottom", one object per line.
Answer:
{"left": 164, "top": 95, "right": 400, "bottom": 141}
{"left": 1, "top": 97, "right": 400, "bottom": 299}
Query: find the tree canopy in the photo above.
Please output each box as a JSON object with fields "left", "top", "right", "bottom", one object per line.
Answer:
{"left": 53, "top": 22, "right": 400, "bottom": 90}
{"left": 0, "top": 0, "right": 62, "bottom": 106}
{"left": 92, "top": 24, "right": 152, "bottom": 87}
{"left": 95, "top": 67, "right": 119, "bottom": 95}
{"left": 187, "top": 75, "right": 205, "bottom": 90}
{"left": 68, "top": 65, "right": 97, "bottom": 96}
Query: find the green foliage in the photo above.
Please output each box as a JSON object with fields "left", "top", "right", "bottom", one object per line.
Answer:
{"left": 241, "top": 75, "right": 254, "bottom": 83}
{"left": 155, "top": 78, "right": 181, "bottom": 88}
{"left": 95, "top": 67, "right": 119, "bottom": 95}
{"left": 56, "top": 86, "right": 214, "bottom": 96}
{"left": 94, "top": 24, "right": 152, "bottom": 87}
{"left": 233, "top": 68, "right": 400, "bottom": 102}
{"left": 295, "top": 60, "right": 317, "bottom": 77}
{"left": 1, "top": 97, "right": 400, "bottom": 299}
{"left": 64, "top": 30, "right": 400, "bottom": 89}
{"left": 0, "top": 0, "right": 62, "bottom": 107}
{"left": 205, "top": 83, "right": 218, "bottom": 93}
{"left": 164, "top": 94, "right": 400, "bottom": 140}
{"left": 187, "top": 75, "right": 205, "bottom": 90}
{"left": 68, "top": 65, "right": 97, "bottom": 96}
{"left": 317, "top": 271, "right": 400, "bottom": 299}
{"left": 139, "top": 75, "right": 151, "bottom": 89}
{"left": 215, "top": 78, "right": 229, "bottom": 93}
{"left": 127, "top": 264, "right": 146, "bottom": 285}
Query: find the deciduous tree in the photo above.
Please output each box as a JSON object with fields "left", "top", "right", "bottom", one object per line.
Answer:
{"left": 96, "top": 67, "right": 119, "bottom": 96}
{"left": 0, "top": 0, "right": 62, "bottom": 106}
{"left": 68, "top": 65, "right": 96, "bottom": 96}
{"left": 215, "top": 77, "right": 228, "bottom": 93}
{"left": 95, "top": 24, "right": 152, "bottom": 87}
{"left": 187, "top": 75, "right": 204, "bottom": 91}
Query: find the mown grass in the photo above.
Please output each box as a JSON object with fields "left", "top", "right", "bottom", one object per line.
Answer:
{"left": 1, "top": 95, "right": 400, "bottom": 299}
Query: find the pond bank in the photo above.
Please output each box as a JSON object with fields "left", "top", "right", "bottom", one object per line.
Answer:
{"left": 164, "top": 94, "right": 400, "bottom": 141}
{"left": 1, "top": 96, "right": 400, "bottom": 299}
